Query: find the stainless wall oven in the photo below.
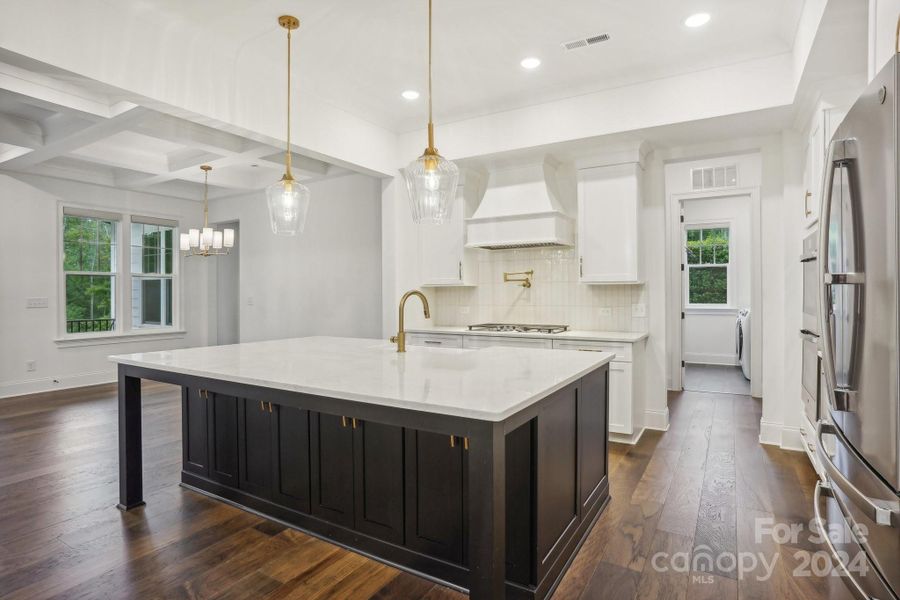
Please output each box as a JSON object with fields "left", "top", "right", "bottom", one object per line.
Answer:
{"left": 800, "top": 230, "right": 820, "bottom": 425}
{"left": 814, "top": 55, "right": 900, "bottom": 600}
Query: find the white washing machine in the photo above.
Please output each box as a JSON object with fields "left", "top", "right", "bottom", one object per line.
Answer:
{"left": 735, "top": 309, "right": 751, "bottom": 380}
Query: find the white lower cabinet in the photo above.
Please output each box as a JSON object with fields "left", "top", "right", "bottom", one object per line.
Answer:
{"left": 607, "top": 361, "right": 632, "bottom": 436}
{"left": 462, "top": 335, "right": 553, "bottom": 350}
{"left": 407, "top": 332, "right": 646, "bottom": 444}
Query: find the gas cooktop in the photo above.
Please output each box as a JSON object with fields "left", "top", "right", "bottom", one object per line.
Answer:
{"left": 467, "top": 323, "right": 569, "bottom": 334}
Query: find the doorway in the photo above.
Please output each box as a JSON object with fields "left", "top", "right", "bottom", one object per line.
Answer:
{"left": 677, "top": 192, "right": 755, "bottom": 396}
{"left": 214, "top": 220, "right": 240, "bottom": 345}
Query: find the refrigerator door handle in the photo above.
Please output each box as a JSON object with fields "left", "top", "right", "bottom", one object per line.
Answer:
{"left": 813, "top": 481, "right": 883, "bottom": 600}
{"left": 816, "top": 421, "right": 899, "bottom": 527}
{"left": 819, "top": 139, "right": 864, "bottom": 414}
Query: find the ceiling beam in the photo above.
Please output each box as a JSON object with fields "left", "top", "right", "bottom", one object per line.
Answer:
{"left": 258, "top": 151, "right": 330, "bottom": 178}
{"left": 0, "top": 106, "right": 151, "bottom": 169}
{"left": 166, "top": 148, "right": 224, "bottom": 172}
{"left": 0, "top": 113, "right": 42, "bottom": 150}
{"left": 131, "top": 113, "right": 255, "bottom": 156}
{"left": 114, "top": 144, "right": 276, "bottom": 190}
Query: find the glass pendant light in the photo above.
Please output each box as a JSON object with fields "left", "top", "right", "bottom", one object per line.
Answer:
{"left": 266, "top": 15, "right": 311, "bottom": 236}
{"left": 403, "top": 0, "right": 459, "bottom": 224}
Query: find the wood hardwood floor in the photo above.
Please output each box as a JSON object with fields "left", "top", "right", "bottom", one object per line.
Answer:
{"left": 0, "top": 383, "right": 852, "bottom": 599}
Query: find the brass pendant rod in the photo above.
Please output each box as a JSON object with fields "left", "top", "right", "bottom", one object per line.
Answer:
{"left": 285, "top": 26, "right": 294, "bottom": 180}
{"left": 426, "top": 0, "right": 435, "bottom": 152}
{"left": 202, "top": 167, "right": 209, "bottom": 227}
{"left": 896, "top": 13, "right": 900, "bottom": 54}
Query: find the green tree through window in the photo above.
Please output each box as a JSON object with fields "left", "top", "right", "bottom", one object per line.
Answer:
{"left": 685, "top": 227, "right": 729, "bottom": 305}
{"left": 63, "top": 215, "right": 117, "bottom": 333}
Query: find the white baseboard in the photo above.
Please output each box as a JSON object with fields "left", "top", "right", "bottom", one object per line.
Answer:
{"left": 758, "top": 418, "right": 783, "bottom": 446}
{"left": 0, "top": 369, "right": 116, "bottom": 399}
{"left": 758, "top": 417, "right": 805, "bottom": 452}
{"left": 780, "top": 425, "right": 805, "bottom": 452}
{"left": 644, "top": 407, "right": 670, "bottom": 431}
{"left": 683, "top": 353, "right": 739, "bottom": 366}
{"left": 610, "top": 427, "right": 645, "bottom": 445}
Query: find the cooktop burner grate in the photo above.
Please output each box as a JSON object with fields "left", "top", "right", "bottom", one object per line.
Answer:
{"left": 467, "top": 323, "right": 569, "bottom": 334}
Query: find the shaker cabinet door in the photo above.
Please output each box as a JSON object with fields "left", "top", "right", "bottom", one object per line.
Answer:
{"left": 272, "top": 405, "right": 311, "bottom": 513}
{"left": 404, "top": 429, "right": 466, "bottom": 564}
{"left": 238, "top": 399, "right": 273, "bottom": 500}
{"left": 310, "top": 412, "right": 355, "bottom": 528}
{"left": 182, "top": 387, "right": 209, "bottom": 477}
{"left": 353, "top": 420, "right": 404, "bottom": 544}
{"left": 207, "top": 392, "right": 240, "bottom": 486}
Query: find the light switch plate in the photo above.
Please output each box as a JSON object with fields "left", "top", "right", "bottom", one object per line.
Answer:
{"left": 26, "top": 297, "right": 49, "bottom": 309}
{"left": 631, "top": 303, "right": 647, "bottom": 317}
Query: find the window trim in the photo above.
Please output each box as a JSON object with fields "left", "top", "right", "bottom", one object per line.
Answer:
{"left": 57, "top": 203, "right": 182, "bottom": 343}
{"left": 683, "top": 220, "right": 734, "bottom": 309}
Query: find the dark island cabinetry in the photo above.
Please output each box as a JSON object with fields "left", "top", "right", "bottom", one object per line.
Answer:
{"left": 179, "top": 364, "right": 609, "bottom": 600}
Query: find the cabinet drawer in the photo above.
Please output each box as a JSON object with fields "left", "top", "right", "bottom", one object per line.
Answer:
{"left": 463, "top": 335, "right": 553, "bottom": 350}
{"left": 406, "top": 333, "right": 463, "bottom": 348}
{"left": 552, "top": 339, "right": 631, "bottom": 362}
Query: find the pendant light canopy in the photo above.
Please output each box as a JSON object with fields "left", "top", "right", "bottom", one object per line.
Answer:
{"left": 403, "top": 0, "right": 459, "bottom": 225}
{"left": 267, "top": 15, "right": 311, "bottom": 236}
{"left": 180, "top": 165, "right": 235, "bottom": 257}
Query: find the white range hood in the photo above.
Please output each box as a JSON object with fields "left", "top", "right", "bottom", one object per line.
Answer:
{"left": 466, "top": 159, "right": 575, "bottom": 250}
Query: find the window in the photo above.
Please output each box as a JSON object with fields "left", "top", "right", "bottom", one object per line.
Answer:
{"left": 131, "top": 222, "right": 174, "bottom": 328}
{"left": 685, "top": 226, "right": 730, "bottom": 305}
{"left": 63, "top": 214, "right": 117, "bottom": 333}
{"left": 60, "top": 209, "right": 179, "bottom": 338}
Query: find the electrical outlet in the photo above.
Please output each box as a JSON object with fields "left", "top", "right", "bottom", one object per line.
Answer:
{"left": 598, "top": 307, "right": 612, "bottom": 317}
{"left": 26, "top": 297, "right": 49, "bottom": 309}
{"left": 25, "top": 360, "right": 36, "bottom": 372}
{"left": 631, "top": 303, "right": 647, "bottom": 317}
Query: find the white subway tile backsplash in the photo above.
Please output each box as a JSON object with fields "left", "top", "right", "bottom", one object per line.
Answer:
{"left": 432, "top": 247, "right": 646, "bottom": 331}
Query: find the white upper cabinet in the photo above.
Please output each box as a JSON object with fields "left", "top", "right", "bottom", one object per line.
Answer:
{"left": 577, "top": 162, "right": 644, "bottom": 284}
{"left": 803, "top": 104, "right": 848, "bottom": 230}
{"left": 419, "top": 171, "right": 483, "bottom": 286}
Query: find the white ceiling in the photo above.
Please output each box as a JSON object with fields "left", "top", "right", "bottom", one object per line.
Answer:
{"left": 125, "top": 0, "right": 805, "bottom": 132}
{"left": 0, "top": 88, "right": 344, "bottom": 200}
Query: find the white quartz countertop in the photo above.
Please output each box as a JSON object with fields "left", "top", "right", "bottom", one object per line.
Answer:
{"left": 109, "top": 336, "right": 613, "bottom": 422}
{"left": 406, "top": 326, "right": 649, "bottom": 343}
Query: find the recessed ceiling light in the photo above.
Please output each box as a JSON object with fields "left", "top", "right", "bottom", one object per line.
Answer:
{"left": 520, "top": 57, "right": 541, "bottom": 70}
{"left": 401, "top": 90, "right": 420, "bottom": 100}
{"left": 684, "top": 12, "right": 711, "bottom": 28}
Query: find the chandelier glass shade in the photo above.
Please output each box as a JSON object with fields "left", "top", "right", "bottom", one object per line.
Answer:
{"left": 403, "top": 0, "right": 459, "bottom": 224}
{"left": 179, "top": 165, "right": 234, "bottom": 257}
{"left": 268, "top": 15, "right": 310, "bottom": 236}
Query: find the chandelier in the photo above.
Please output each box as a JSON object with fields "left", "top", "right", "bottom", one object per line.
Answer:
{"left": 179, "top": 165, "right": 234, "bottom": 257}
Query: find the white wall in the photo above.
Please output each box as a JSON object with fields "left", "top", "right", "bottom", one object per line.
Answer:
{"left": 869, "top": 0, "right": 900, "bottom": 80}
{"left": 213, "top": 221, "right": 240, "bottom": 345}
{"left": 209, "top": 174, "right": 383, "bottom": 343}
{"left": 0, "top": 173, "right": 211, "bottom": 397}
{"left": 680, "top": 194, "right": 752, "bottom": 365}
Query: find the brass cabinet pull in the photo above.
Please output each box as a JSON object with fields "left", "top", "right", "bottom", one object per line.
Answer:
{"left": 199, "top": 389, "right": 203, "bottom": 398}
{"left": 341, "top": 416, "right": 347, "bottom": 428}
{"left": 205, "top": 390, "right": 209, "bottom": 399}
{"left": 449, "top": 435, "right": 455, "bottom": 448}
{"left": 267, "top": 402, "right": 273, "bottom": 413}
{"left": 463, "top": 437, "right": 469, "bottom": 451}
{"left": 259, "top": 400, "right": 265, "bottom": 412}
{"left": 352, "top": 418, "right": 358, "bottom": 429}
{"left": 805, "top": 190, "right": 812, "bottom": 217}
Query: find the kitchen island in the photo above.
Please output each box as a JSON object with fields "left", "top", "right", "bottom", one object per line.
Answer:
{"left": 111, "top": 336, "right": 612, "bottom": 600}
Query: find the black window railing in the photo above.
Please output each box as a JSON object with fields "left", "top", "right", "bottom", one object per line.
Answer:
{"left": 66, "top": 318, "right": 116, "bottom": 333}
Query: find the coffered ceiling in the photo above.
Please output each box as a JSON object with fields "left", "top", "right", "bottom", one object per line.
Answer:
{"left": 0, "top": 86, "right": 342, "bottom": 201}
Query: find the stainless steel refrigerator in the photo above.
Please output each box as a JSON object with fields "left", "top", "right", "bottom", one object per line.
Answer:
{"left": 815, "top": 54, "right": 900, "bottom": 600}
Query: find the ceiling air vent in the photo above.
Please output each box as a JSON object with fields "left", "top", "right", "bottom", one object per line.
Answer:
{"left": 691, "top": 165, "right": 738, "bottom": 191}
{"left": 562, "top": 33, "right": 610, "bottom": 51}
